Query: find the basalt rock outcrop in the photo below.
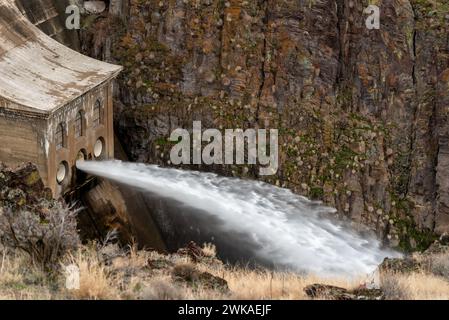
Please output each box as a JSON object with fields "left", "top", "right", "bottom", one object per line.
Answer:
{"left": 0, "top": 162, "right": 53, "bottom": 211}
{"left": 377, "top": 233, "right": 449, "bottom": 278}
{"left": 304, "top": 283, "right": 384, "bottom": 300}
{"left": 78, "top": 0, "right": 449, "bottom": 251}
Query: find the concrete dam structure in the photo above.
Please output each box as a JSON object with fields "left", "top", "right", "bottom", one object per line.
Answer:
{"left": 15, "top": 0, "right": 79, "bottom": 49}
{"left": 0, "top": 0, "right": 121, "bottom": 197}
{"left": 0, "top": 0, "right": 166, "bottom": 251}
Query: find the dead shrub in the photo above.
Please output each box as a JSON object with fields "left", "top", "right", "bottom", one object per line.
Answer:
{"left": 381, "top": 274, "right": 410, "bottom": 300}
{"left": 0, "top": 201, "right": 80, "bottom": 270}
{"left": 428, "top": 253, "right": 449, "bottom": 279}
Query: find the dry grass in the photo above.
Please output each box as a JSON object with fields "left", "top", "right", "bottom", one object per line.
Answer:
{"left": 1, "top": 243, "right": 449, "bottom": 300}
{"left": 140, "top": 277, "right": 186, "bottom": 300}
{"left": 427, "top": 252, "right": 449, "bottom": 279}
{"left": 381, "top": 272, "right": 449, "bottom": 300}
{"left": 227, "top": 269, "right": 357, "bottom": 300}
{"left": 63, "top": 248, "right": 119, "bottom": 300}
{"left": 195, "top": 264, "right": 361, "bottom": 300}
{"left": 0, "top": 250, "right": 53, "bottom": 300}
{"left": 201, "top": 243, "right": 217, "bottom": 258}
{"left": 378, "top": 250, "right": 449, "bottom": 300}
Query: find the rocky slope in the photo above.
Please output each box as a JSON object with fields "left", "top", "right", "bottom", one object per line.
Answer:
{"left": 2, "top": 163, "right": 449, "bottom": 300}
{"left": 0, "top": 162, "right": 53, "bottom": 210}
{"left": 78, "top": 0, "right": 449, "bottom": 251}
{"left": 0, "top": 163, "right": 134, "bottom": 245}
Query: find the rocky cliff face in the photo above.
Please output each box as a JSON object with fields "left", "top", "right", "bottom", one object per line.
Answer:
{"left": 79, "top": 0, "right": 449, "bottom": 251}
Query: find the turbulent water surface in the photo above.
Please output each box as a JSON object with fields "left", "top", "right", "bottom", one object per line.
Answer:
{"left": 77, "top": 160, "right": 399, "bottom": 277}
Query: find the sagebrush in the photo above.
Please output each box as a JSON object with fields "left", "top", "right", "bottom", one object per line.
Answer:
{"left": 0, "top": 201, "right": 80, "bottom": 270}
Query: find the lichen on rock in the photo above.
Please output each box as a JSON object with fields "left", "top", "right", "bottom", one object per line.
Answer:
{"left": 79, "top": 0, "right": 449, "bottom": 252}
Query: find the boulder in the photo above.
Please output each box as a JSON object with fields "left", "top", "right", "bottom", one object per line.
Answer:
{"left": 84, "top": 1, "right": 106, "bottom": 14}
{"left": 172, "top": 263, "right": 228, "bottom": 291}
{"left": 378, "top": 257, "right": 421, "bottom": 274}
{"left": 177, "top": 241, "right": 205, "bottom": 262}
{"left": 0, "top": 162, "right": 52, "bottom": 210}
{"left": 304, "top": 284, "right": 384, "bottom": 300}
{"left": 304, "top": 284, "right": 354, "bottom": 300}
{"left": 439, "top": 233, "right": 449, "bottom": 246}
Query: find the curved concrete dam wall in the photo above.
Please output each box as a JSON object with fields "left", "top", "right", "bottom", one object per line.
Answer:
{"left": 15, "top": 0, "right": 79, "bottom": 49}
